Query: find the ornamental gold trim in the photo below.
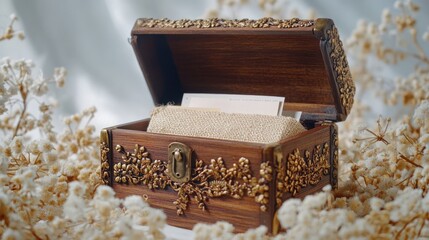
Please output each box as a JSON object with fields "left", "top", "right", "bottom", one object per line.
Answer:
{"left": 331, "top": 125, "right": 339, "bottom": 190}
{"left": 100, "top": 130, "right": 111, "bottom": 185}
{"left": 136, "top": 17, "right": 314, "bottom": 29}
{"left": 327, "top": 26, "right": 355, "bottom": 114}
{"left": 276, "top": 143, "right": 330, "bottom": 205}
{"left": 113, "top": 144, "right": 272, "bottom": 215}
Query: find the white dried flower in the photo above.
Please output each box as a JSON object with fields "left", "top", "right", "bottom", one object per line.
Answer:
{"left": 394, "top": 0, "right": 403, "bottom": 9}
{"left": 54, "top": 67, "right": 66, "bottom": 88}
{"left": 369, "top": 197, "right": 385, "bottom": 211}
{"left": 277, "top": 198, "right": 300, "bottom": 229}
{"left": 123, "top": 195, "right": 149, "bottom": 210}
{"left": 382, "top": 9, "right": 392, "bottom": 23}
{"left": 64, "top": 182, "right": 87, "bottom": 221}
{"left": 193, "top": 221, "right": 235, "bottom": 240}
{"left": 2, "top": 228, "right": 23, "bottom": 240}
{"left": 233, "top": 225, "right": 267, "bottom": 240}
{"left": 413, "top": 100, "right": 429, "bottom": 127}
{"left": 10, "top": 136, "right": 24, "bottom": 154}
{"left": 39, "top": 139, "right": 54, "bottom": 152}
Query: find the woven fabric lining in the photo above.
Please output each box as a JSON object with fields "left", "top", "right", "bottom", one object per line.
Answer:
{"left": 147, "top": 106, "right": 306, "bottom": 144}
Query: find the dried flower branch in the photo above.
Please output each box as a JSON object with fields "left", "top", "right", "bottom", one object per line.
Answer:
{"left": 0, "top": 14, "right": 166, "bottom": 239}
{"left": 353, "top": 116, "right": 423, "bottom": 168}
{"left": 0, "top": 14, "right": 24, "bottom": 42}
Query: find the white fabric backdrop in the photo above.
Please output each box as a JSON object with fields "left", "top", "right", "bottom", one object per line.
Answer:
{"left": 1, "top": 1, "right": 428, "bottom": 239}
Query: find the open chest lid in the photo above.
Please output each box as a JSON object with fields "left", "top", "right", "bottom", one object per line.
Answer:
{"left": 131, "top": 18, "right": 355, "bottom": 123}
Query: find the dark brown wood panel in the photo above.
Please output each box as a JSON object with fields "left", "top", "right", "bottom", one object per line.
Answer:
{"left": 114, "top": 185, "right": 262, "bottom": 232}
{"left": 131, "top": 35, "right": 182, "bottom": 105}
{"left": 275, "top": 125, "right": 332, "bottom": 205}
{"left": 281, "top": 175, "right": 330, "bottom": 201}
{"left": 110, "top": 128, "right": 270, "bottom": 232}
{"left": 166, "top": 34, "right": 332, "bottom": 106}
{"left": 130, "top": 21, "right": 345, "bottom": 121}
{"left": 111, "top": 118, "right": 150, "bottom": 130}
{"left": 278, "top": 125, "right": 330, "bottom": 147}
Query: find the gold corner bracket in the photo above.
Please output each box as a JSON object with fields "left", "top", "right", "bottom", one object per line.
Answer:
{"left": 313, "top": 18, "right": 333, "bottom": 40}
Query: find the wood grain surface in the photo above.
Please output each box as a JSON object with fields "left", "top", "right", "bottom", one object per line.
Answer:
{"left": 106, "top": 121, "right": 334, "bottom": 233}
{"left": 130, "top": 23, "right": 345, "bottom": 122}
{"left": 111, "top": 124, "right": 269, "bottom": 232}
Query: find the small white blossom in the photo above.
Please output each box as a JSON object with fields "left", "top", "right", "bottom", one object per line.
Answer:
{"left": 2, "top": 228, "right": 23, "bottom": 239}
{"left": 413, "top": 100, "right": 429, "bottom": 127}
{"left": 193, "top": 221, "right": 235, "bottom": 240}
{"left": 123, "top": 195, "right": 149, "bottom": 210}
{"left": 382, "top": 9, "right": 391, "bottom": 23}
{"left": 394, "top": 0, "right": 403, "bottom": 9}
{"left": 277, "top": 198, "right": 301, "bottom": 228}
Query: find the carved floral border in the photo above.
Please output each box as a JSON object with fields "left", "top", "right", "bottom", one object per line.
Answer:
{"left": 112, "top": 144, "right": 272, "bottom": 215}
{"left": 136, "top": 17, "right": 314, "bottom": 29}
{"left": 327, "top": 26, "right": 356, "bottom": 115}
{"left": 276, "top": 142, "right": 331, "bottom": 206}
{"left": 101, "top": 141, "right": 333, "bottom": 216}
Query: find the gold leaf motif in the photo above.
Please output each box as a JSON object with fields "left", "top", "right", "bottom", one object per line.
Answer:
{"left": 137, "top": 17, "right": 314, "bottom": 29}
{"left": 276, "top": 142, "right": 331, "bottom": 204}
{"left": 100, "top": 141, "right": 111, "bottom": 185}
{"left": 331, "top": 126, "right": 339, "bottom": 189}
{"left": 327, "top": 26, "right": 356, "bottom": 114}
{"left": 113, "top": 144, "right": 271, "bottom": 215}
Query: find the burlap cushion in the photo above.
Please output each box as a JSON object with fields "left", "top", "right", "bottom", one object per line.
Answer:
{"left": 147, "top": 106, "right": 306, "bottom": 144}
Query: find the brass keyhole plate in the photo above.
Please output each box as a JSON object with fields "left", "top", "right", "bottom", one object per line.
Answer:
{"left": 167, "top": 142, "right": 192, "bottom": 183}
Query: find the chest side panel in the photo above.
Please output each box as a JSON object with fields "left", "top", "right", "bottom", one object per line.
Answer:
{"left": 109, "top": 128, "right": 273, "bottom": 232}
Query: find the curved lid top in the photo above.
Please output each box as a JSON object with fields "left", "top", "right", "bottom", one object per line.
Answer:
{"left": 131, "top": 18, "right": 355, "bottom": 122}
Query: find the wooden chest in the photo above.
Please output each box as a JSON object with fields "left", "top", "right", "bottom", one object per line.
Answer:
{"left": 100, "top": 18, "right": 355, "bottom": 234}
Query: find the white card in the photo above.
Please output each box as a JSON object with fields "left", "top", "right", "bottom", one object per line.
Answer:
{"left": 181, "top": 93, "right": 285, "bottom": 116}
{"left": 283, "top": 110, "right": 302, "bottom": 121}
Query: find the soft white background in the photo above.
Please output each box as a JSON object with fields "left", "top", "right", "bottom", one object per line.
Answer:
{"left": 1, "top": 1, "right": 428, "bottom": 239}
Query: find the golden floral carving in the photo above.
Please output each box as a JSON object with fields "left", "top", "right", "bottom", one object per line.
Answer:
{"left": 100, "top": 130, "right": 111, "bottom": 186}
{"left": 331, "top": 126, "right": 339, "bottom": 189}
{"left": 113, "top": 144, "right": 272, "bottom": 215}
{"left": 136, "top": 17, "right": 314, "bottom": 29}
{"left": 327, "top": 26, "right": 356, "bottom": 115}
{"left": 276, "top": 143, "right": 330, "bottom": 202}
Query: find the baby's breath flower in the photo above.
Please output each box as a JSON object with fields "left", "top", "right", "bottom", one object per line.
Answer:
{"left": 123, "top": 195, "right": 149, "bottom": 210}
{"left": 39, "top": 139, "right": 54, "bottom": 152}
{"left": 382, "top": 9, "right": 391, "bottom": 23}
{"left": 54, "top": 67, "right": 66, "bottom": 88}
{"left": 413, "top": 100, "right": 429, "bottom": 128}
{"left": 2, "top": 228, "right": 23, "bottom": 240}
{"left": 277, "top": 198, "right": 300, "bottom": 229}
{"left": 193, "top": 221, "right": 235, "bottom": 240}
{"left": 394, "top": 0, "right": 403, "bottom": 9}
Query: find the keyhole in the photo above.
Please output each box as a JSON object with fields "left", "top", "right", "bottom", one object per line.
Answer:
{"left": 168, "top": 142, "right": 191, "bottom": 183}
{"left": 173, "top": 149, "right": 184, "bottom": 178}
